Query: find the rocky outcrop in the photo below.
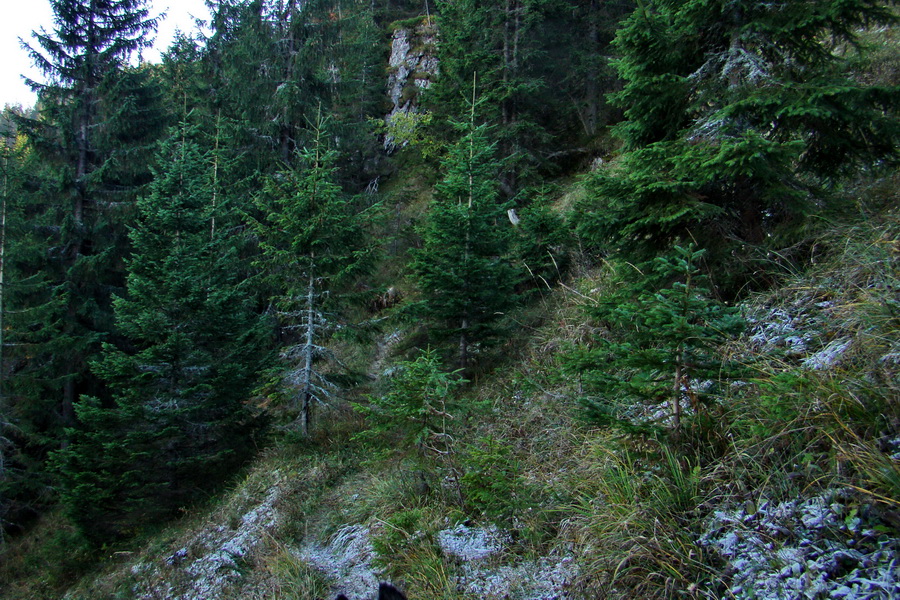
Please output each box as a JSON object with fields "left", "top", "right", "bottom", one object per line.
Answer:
{"left": 438, "top": 523, "right": 577, "bottom": 599}
{"left": 301, "top": 521, "right": 576, "bottom": 600}
{"left": 92, "top": 474, "right": 286, "bottom": 600}
{"left": 384, "top": 18, "right": 439, "bottom": 150}
{"left": 298, "top": 524, "right": 383, "bottom": 599}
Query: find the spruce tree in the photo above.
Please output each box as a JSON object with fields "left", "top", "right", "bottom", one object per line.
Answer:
{"left": 21, "top": 0, "right": 162, "bottom": 214}
{"left": 18, "top": 0, "right": 165, "bottom": 428}
{"left": 411, "top": 103, "right": 520, "bottom": 370}
{"left": 513, "top": 189, "right": 571, "bottom": 291}
{"left": 202, "top": 0, "right": 281, "bottom": 167}
{"left": 575, "top": 0, "right": 900, "bottom": 289}
{"left": 252, "top": 114, "right": 376, "bottom": 436}
{"left": 565, "top": 245, "right": 745, "bottom": 434}
{"left": 431, "top": 0, "right": 556, "bottom": 195}
{"left": 54, "top": 125, "right": 267, "bottom": 541}
{"left": 202, "top": 0, "right": 382, "bottom": 181}
{"left": 357, "top": 348, "right": 465, "bottom": 460}
{"left": 430, "top": 0, "right": 629, "bottom": 192}
{"left": 0, "top": 110, "right": 79, "bottom": 530}
{"left": 544, "top": 0, "right": 633, "bottom": 139}
{"left": 0, "top": 129, "right": 11, "bottom": 532}
{"left": 0, "top": 119, "right": 52, "bottom": 531}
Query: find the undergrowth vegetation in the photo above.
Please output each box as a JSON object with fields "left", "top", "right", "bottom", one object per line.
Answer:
{"left": 3, "top": 181, "right": 898, "bottom": 599}
{"left": 347, "top": 184, "right": 900, "bottom": 599}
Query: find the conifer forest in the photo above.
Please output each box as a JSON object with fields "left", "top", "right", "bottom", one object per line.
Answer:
{"left": 2, "top": 1, "right": 900, "bottom": 598}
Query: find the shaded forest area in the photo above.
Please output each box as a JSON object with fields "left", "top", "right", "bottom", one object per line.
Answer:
{"left": 1, "top": 0, "right": 899, "bottom": 598}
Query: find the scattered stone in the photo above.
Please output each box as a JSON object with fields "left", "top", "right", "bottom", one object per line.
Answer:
{"left": 166, "top": 547, "right": 188, "bottom": 566}
{"left": 748, "top": 307, "right": 809, "bottom": 354}
{"left": 699, "top": 493, "right": 900, "bottom": 599}
{"left": 802, "top": 338, "right": 852, "bottom": 370}
{"left": 455, "top": 555, "right": 577, "bottom": 600}
{"left": 438, "top": 523, "right": 576, "bottom": 599}
{"left": 298, "top": 525, "right": 382, "bottom": 600}
{"left": 438, "top": 523, "right": 508, "bottom": 561}
{"left": 177, "top": 484, "right": 282, "bottom": 600}
{"left": 107, "top": 478, "right": 285, "bottom": 600}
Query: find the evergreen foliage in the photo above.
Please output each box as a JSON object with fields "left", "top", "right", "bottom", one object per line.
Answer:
{"left": 201, "top": 0, "right": 382, "bottom": 182}
{"left": 356, "top": 348, "right": 464, "bottom": 458}
{"left": 430, "top": 0, "right": 632, "bottom": 193}
{"left": 252, "top": 114, "right": 376, "bottom": 436}
{"left": 16, "top": 0, "right": 166, "bottom": 433}
{"left": 53, "top": 125, "right": 267, "bottom": 541}
{"left": 20, "top": 0, "right": 163, "bottom": 201}
{"left": 411, "top": 106, "right": 520, "bottom": 370}
{"left": 1, "top": 0, "right": 898, "bottom": 563}
{"left": 565, "top": 245, "right": 745, "bottom": 434}
{"left": 513, "top": 190, "right": 571, "bottom": 290}
{"left": 0, "top": 123, "right": 53, "bottom": 531}
{"left": 543, "top": 0, "right": 633, "bottom": 140}
{"left": 430, "top": 0, "right": 553, "bottom": 194}
{"left": 0, "top": 112, "right": 84, "bottom": 531}
{"left": 575, "top": 0, "right": 900, "bottom": 288}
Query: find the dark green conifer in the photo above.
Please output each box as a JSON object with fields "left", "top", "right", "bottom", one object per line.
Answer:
{"left": 544, "top": 0, "right": 633, "bottom": 140}
{"left": 356, "top": 348, "right": 465, "bottom": 459}
{"left": 411, "top": 102, "right": 520, "bottom": 370}
{"left": 54, "top": 125, "right": 267, "bottom": 541}
{"left": 21, "top": 0, "right": 162, "bottom": 209}
{"left": 0, "top": 108, "right": 97, "bottom": 532}
{"left": 431, "top": 0, "right": 555, "bottom": 194}
{"left": 565, "top": 246, "right": 745, "bottom": 434}
{"left": 18, "top": 0, "right": 166, "bottom": 428}
{"left": 575, "top": 0, "right": 900, "bottom": 289}
{"left": 0, "top": 117, "right": 67, "bottom": 530}
{"left": 202, "top": 0, "right": 382, "bottom": 181}
{"left": 513, "top": 190, "right": 571, "bottom": 291}
{"left": 252, "top": 114, "right": 376, "bottom": 436}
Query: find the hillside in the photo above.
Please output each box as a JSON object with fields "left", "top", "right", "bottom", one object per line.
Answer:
{"left": 4, "top": 172, "right": 899, "bottom": 599}
{"left": 1, "top": 1, "right": 899, "bottom": 599}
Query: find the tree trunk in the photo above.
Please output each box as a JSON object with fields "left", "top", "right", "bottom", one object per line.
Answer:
{"left": 584, "top": 0, "right": 600, "bottom": 136}
{"left": 672, "top": 361, "right": 682, "bottom": 432}
{"left": 63, "top": 377, "right": 76, "bottom": 430}
{"left": 210, "top": 111, "right": 221, "bottom": 240}
{"left": 301, "top": 391, "right": 311, "bottom": 438}
{"left": 502, "top": 0, "right": 512, "bottom": 128}
{"left": 299, "top": 266, "right": 316, "bottom": 437}
{"left": 280, "top": 0, "right": 300, "bottom": 163}
{"left": 458, "top": 319, "right": 469, "bottom": 371}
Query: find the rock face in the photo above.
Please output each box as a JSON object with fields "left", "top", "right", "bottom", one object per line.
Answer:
{"left": 298, "top": 524, "right": 382, "bottom": 600}
{"left": 298, "top": 521, "right": 575, "bottom": 600}
{"left": 384, "top": 18, "right": 439, "bottom": 150}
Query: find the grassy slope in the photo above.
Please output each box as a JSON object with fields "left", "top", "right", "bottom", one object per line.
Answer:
{"left": 3, "top": 166, "right": 897, "bottom": 600}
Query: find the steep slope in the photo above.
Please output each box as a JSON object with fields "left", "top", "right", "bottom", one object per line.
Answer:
{"left": 3, "top": 6, "right": 898, "bottom": 600}
{"left": 19, "top": 176, "right": 895, "bottom": 600}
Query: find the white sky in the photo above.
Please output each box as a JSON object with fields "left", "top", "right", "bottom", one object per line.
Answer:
{"left": 2, "top": 0, "right": 212, "bottom": 108}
